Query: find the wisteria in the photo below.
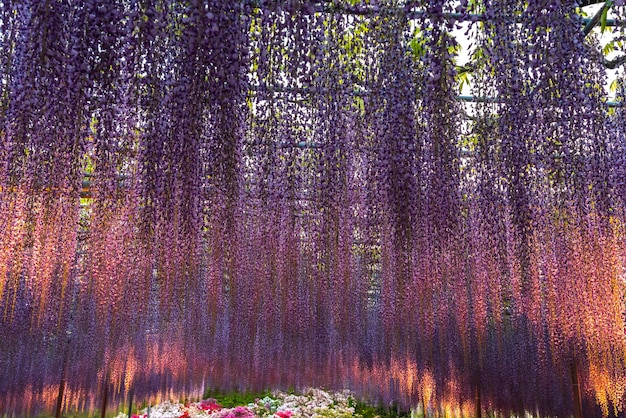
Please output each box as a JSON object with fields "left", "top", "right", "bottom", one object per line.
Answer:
{"left": 0, "top": 0, "right": 625, "bottom": 416}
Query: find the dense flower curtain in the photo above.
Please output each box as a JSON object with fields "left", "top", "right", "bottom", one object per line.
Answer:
{"left": 0, "top": 1, "right": 625, "bottom": 416}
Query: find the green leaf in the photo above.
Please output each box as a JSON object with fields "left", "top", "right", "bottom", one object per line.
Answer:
{"left": 456, "top": 69, "right": 471, "bottom": 93}
{"left": 354, "top": 96, "right": 365, "bottom": 115}
{"left": 601, "top": 4, "right": 609, "bottom": 33}
{"left": 410, "top": 37, "right": 422, "bottom": 57}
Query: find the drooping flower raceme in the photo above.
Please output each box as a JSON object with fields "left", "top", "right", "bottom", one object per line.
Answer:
{"left": 0, "top": 1, "right": 625, "bottom": 417}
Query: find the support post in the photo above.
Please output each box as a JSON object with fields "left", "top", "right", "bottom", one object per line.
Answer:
{"left": 101, "top": 371, "right": 109, "bottom": 418}
{"left": 55, "top": 343, "right": 70, "bottom": 418}
{"left": 127, "top": 389, "right": 134, "bottom": 418}
{"left": 54, "top": 377, "right": 65, "bottom": 418}
{"left": 571, "top": 362, "right": 584, "bottom": 418}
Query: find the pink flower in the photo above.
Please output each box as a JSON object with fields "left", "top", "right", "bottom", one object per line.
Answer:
{"left": 224, "top": 406, "right": 255, "bottom": 418}
{"left": 275, "top": 411, "right": 293, "bottom": 418}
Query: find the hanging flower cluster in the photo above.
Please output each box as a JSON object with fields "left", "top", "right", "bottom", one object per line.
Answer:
{"left": 0, "top": 1, "right": 625, "bottom": 417}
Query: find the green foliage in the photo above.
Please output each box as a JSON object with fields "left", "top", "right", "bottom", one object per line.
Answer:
{"left": 409, "top": 35, "right": 426, "bottom": 60}
{"left": 202, "top": 388, "right": 272, "bottom": 408}
{"left": 600, "top": 1, "right": 614, "bottom": 34}
{"left": 351, "top": 398, "right": 412, "bottom": 418}
{"left": 467, "top": 0, "right": 484, "bottom": 14}
{"left": 353, "top": 96, "right": 365, "bottom": 116}
{"left": 603, "top": 41, "right": 615, "bottom": 56}
{"left": 602, "top": 36, "right": 624, "bottom": 59}
{"left": 456, "top": 65, "right": 472, "bottom": 93}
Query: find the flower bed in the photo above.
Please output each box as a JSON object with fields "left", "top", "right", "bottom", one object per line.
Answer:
{"left": 115, "top": 388, "right": 360, "bottom": 418}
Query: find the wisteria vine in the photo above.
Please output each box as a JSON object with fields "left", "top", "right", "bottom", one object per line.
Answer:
{"left": 0, "top": 1, "right": 625, "bottom": 416}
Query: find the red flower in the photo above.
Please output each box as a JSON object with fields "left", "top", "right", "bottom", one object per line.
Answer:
{"left": 199, "top": 398, "right": 222, "bottom": 412}
{"left": 275, "top": 411, "right": 293, "bottom": 418}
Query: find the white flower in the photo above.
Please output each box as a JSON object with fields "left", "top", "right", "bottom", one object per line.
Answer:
{"left": 116, "top": 388, "right": 361, "bottom": 418}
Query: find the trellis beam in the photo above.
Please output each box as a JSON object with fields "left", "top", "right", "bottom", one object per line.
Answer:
{"left": 308, "top": 2, "right": 622, "bottom": 28}
{"left": 252, "top": 87, "right": 623, "bottom": 108}
{"left": 247, "top": 1, "right": 622, "bottom": 28}
{"left": 457, "top": 95, "right": 623, "bottom": 107}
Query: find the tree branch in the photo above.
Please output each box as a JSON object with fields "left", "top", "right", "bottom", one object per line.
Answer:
{"left": 579, "top": 0, "right": 610, "bottom": 6}
{"left": 583, "top": 1, "right": 612, "bottom": 35}
{"left": 604, "top": 54, "right": 626, "bottom": 68}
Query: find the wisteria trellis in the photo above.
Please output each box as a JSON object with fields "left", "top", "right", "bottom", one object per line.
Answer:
{"left": 0, "top": 0, "right": 625, "bottom": 416}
